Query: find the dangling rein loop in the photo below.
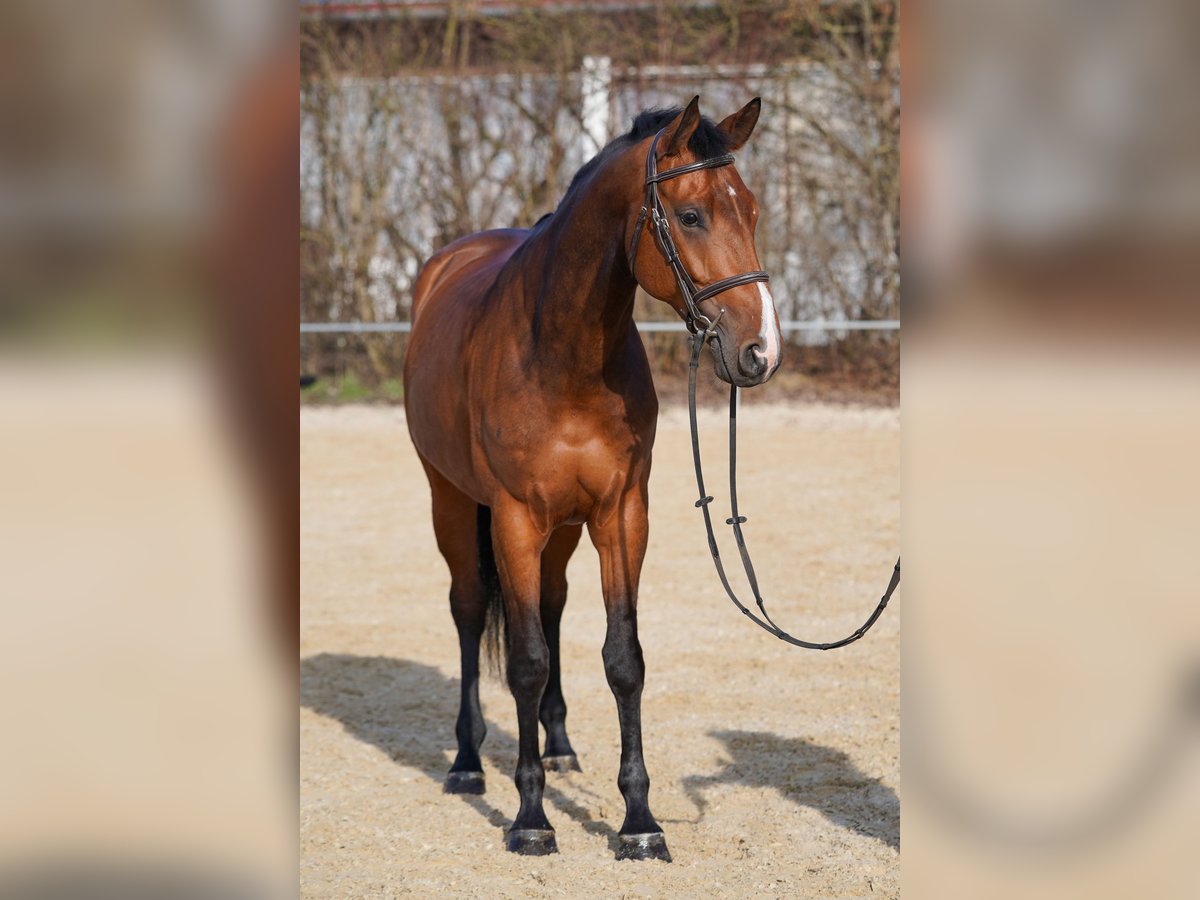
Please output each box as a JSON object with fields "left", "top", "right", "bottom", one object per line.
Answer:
{"left": 688, "top": 329, "right": 900, "bottom": 649}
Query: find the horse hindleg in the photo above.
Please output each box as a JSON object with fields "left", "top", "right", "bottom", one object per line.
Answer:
{"left": 539, "top": 524, "right": 583, "bottom": 772}
{"left": 490, "top": 499, "right": 556, "bottom": 854}
{"left": 588, "top": 494, "right": 671, "bottom": 862}
{"left": 421, "top": 460, "right": 489, "bottom": 795}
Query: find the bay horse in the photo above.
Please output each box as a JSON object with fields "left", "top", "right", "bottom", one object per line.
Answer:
{"left": 403, "top": 96, "right": 781, "bottom": 861}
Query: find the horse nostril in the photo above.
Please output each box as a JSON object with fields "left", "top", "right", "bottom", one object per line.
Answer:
{"left": 738, "top": 341, "right": 768, "bottom": 378}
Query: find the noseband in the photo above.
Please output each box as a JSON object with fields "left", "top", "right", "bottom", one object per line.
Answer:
{"left": 629, "top": 128, "right": 900, "bottom": 650}
{"left": 628, "top": 129, "right": 771, "bottom": 335}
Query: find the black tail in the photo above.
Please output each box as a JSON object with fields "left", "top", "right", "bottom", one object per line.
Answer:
{"left": 477, "top": 504, "right": 507, "bottom": 679}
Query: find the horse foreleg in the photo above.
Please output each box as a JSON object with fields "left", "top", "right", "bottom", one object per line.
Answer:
{"left": 491, "top": 498, "right": 557, "bottom": 855}
{"left": 539, "top": 524, "right": 583, "bottom": 772}
{"left": 588, "top": 491, "right": 671, "bottom": 862}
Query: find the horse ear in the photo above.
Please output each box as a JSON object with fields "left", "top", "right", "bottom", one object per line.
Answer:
{"left": 717, "top": 97, "right": 761, "bottom": 152}
{"left": 659, "top": 96, "right": 702, "bottom": 160}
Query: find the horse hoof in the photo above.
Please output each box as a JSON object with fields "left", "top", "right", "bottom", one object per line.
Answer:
{"left": 615, "top": 832, "right": 672, "bottom": 863}
{"left": 541, "top": 754, "right": 581, "bottom": 773}
{"left": 506, "top": 828, "right": 558, "bottom": 856}
{"left": 444, "top": 771, "right": 485, "bottom": 795}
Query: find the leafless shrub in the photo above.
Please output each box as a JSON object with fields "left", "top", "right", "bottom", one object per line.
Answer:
{"left": 300, "top": 3, "right": 898, "bottom": 392}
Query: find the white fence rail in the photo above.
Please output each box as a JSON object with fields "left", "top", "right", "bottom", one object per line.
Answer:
{"left": 300, "top": 320, "right": 900, "bottom": 334}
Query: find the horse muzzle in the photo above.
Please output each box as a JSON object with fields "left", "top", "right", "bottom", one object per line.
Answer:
{"left": 709, "top": 329, "right": 779, "bottom": 387}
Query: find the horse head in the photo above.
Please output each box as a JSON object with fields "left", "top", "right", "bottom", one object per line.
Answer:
{"left": 629, "top": 96, "right": 781, "bottom": 387}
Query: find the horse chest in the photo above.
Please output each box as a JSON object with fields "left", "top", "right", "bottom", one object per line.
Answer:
{"left": 481, "top": 415, "right": 648, "bottom": 529}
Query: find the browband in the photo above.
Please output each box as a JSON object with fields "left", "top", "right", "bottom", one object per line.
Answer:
{"left": 646, "top": 153, "right": 735, "bottom": 184}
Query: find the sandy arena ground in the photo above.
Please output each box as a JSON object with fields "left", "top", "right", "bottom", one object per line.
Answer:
{"left": 301, "top": 401, "right": 899, "bottom": 898}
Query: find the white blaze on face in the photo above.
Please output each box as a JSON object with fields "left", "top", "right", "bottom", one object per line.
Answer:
{"left": 757, "top": 282, "right": 781, "bottom": 370}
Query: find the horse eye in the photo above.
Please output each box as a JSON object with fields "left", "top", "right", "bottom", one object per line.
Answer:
{"left": 679, "top": 210, "right": 701, "bottom": 228}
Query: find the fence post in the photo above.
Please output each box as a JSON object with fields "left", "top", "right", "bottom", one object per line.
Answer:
{"left": 581, "top": 55, "right": 612, "bottom": 157}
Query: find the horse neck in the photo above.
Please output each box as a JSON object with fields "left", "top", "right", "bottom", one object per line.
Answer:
{"left": 523, "top": 166, "right": 639, "bottom": 379}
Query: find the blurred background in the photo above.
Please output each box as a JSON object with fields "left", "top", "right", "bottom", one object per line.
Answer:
{"left": 298, "top": 0, "right": 900, "bottom": 404}
{"left": 905, "top": 0, "right": 1200, "bottom": 896}
{"left": 0, "top": 0, "right": 296, "bottom": 896}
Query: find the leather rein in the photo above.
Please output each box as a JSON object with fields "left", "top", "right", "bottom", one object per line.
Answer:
{"left": 631, "top": 127, "right": 901, "bottom": 649}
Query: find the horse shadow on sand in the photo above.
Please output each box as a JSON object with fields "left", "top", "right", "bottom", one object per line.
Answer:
{"left": 301, "top": 653, "right": 897, "bottom": 852}
{"left": 683, "top": 730, "right": 899, "bottom": 851}
{"left": 300, "top": 653, "right": 619, "bottom": 849}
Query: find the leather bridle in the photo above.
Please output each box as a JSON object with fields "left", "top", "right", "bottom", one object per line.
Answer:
{"left": 628, "top": 128, "right": 771, "bottom": 335}
{"left": 631, "top": 126, "right": 901, "bottom": 650}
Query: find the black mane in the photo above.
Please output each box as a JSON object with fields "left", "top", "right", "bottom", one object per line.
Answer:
{"left": 522, "top": 106, "right": 731, "bottom": 339}
{"left": 560, "top": 106, "right": 732, "bottom": 202}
